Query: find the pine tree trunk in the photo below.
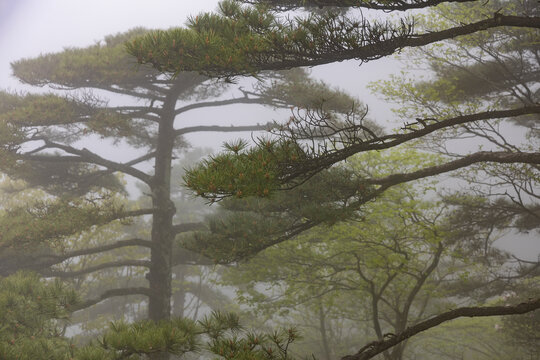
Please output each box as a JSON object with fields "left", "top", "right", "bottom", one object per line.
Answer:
{"left": 147, "top": 87, "right": 181, "bottom": 359}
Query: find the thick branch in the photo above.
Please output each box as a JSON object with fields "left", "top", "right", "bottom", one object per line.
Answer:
{"left": 368, "top": 151, "right": 540, "bottom": 186}
{"left": 74, "top": 287, "right": 152, "bottom": 311}
{"left": 41, "top": 260, "right": 151, "bottom": 278}
{"left": 342, "top": 298, "right": 540, "bottom": 360}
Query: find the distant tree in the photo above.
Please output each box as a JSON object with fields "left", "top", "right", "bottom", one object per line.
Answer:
{"left": 214, "top": 148, "right": 531, "bottom": 360}
{"left": 371, "top": 0, "right": 540, "bottom": 232}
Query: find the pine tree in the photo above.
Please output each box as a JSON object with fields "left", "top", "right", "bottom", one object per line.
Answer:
{"left": 0, "top": 26, "right": 362, "bottom": 332}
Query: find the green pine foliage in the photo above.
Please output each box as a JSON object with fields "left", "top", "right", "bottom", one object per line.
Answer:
{"left": 0, "top": 272, "right": 300, "bottom": 359}
{"left": 0, "top": 192, "right": 127, "bottom": 252}
{"left": 181, "top": 163, "right": 375, "bottom": 262}
{"left": 126, "top": 0, "right": 414, "bottom": 78}
{"left": 0, "top": 272, "right": 78, "bottom": 360}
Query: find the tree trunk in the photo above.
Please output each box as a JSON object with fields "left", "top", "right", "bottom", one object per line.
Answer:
{"left": 148, "top": 118, "right": 175, "bottom": 322}
{"left": 318, "top": 301, "right": 332, "bottom": 360}
{"left": 147, "top": 87, "right": 181, "bottom": 360}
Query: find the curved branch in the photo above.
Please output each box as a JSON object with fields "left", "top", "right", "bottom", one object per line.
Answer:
{"left": 74, "top": 287, "right": 152, "bottom": 311}
{"left": 37, "top": 140, "right": 153, "bottom": 184}
{"left": 342, "top": 298, "right": 540, "bottom": 360}
{"left": 41, "top": 260, "right": 151, "bottom": 278}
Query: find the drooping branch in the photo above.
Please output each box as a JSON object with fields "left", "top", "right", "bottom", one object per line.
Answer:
{"left": 41, "top": 260, "right": 152, "bottom": 278}
{"left": 342, "top": 298, "right": 540, "bottom": 360}
{"left": 74, "top": 287, "right": 153, "bottom": 311}
{"left": 183, "top": 105, "right": 540, "bottom": 202}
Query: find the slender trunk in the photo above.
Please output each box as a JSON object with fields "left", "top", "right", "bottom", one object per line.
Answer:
{"left": 172, "top": 265, "right": 187, "bottom": 318}
{"left": 371, "top": 295, "right": 391, "bottom": 360}
{"left": 318, "top": 302, "right": 332, "bottom": 360}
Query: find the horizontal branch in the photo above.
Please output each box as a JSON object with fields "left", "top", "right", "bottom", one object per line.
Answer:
{"left": 174, "top": 96, "right": 282, "bottom": 116}
{"left": 111, "top": 208, "right": 156, "bottom": 220}
{"left": 74, "top": 287, "right": 152, "bottom": 311}
{"left": 0, "top": 238, "right": 154, "bottom": 277}
{"left": 175, "top": 123, "right": 272, "bottom": 136}
{"left": 342, "top": 297, "right": 540, "bottom": 360}
{"left": 52, "top": 238, "right": 153, "bottom": 262}
{"left": 41, "top": 260, "right": 151, "bottom": 278}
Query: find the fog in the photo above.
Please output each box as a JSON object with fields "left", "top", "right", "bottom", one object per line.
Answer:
{"left": 0, "top": 1, "right": 538, "bottom": 359}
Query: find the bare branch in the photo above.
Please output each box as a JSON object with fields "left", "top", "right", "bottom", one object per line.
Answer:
{"left": 368, "top": 151, "right": 540, "bottom": 187}
{"left": 34, "top": 140, "right": 153, "bottom": 184}
{"left": 342, "top": 298, "right": 540, "bottom": 360}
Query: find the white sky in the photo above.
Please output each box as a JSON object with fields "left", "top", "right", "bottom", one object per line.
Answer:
{"left": 0, "top": 0, "right": 218, "bottom": 88}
